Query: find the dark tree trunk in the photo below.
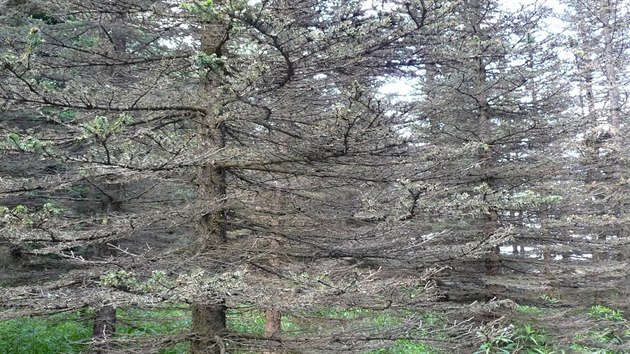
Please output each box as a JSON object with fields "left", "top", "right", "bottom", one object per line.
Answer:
{"left": 191, "top": 1, "right": 229, "bottom": 353}
{"left": 192, "top": 302, "right": 227, "bottom": 354}
{"left": 88, "top": 183, "right": 122, "bottom": 353}
{"left": 91, "top": 305, "right": 116, "bottom": 353}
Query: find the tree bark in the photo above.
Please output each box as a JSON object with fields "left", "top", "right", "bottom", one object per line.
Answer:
{"left": 264, "top": 307, "right": 282, "bottom": 337}
{"left": 91, "top": 305, "right": 116, "bottom": 353}
{"left": 192, "top": 302, "right": 227, "bottom": 354}
{"left": 192, "top": 2, "right": 229, "bottom": 353}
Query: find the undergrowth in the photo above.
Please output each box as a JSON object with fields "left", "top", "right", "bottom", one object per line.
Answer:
{"left": 0, "top": 304, "right": 626, "bottom": 353}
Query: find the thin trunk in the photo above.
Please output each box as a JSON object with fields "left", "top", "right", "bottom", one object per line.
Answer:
{"left": 89, "top": 182, "right": 124, "bottom": 344}
{"left": 542, "top": 249, "right": 552, "bottom": 276}
{"left": 264, "top": 181, "right": 284, "bottom": 338}
{"left": 578, "top": 53, "right": 598, "bottom": 183}
{"left": 425, "top": 63, "right": 437, "bottom": 90}
{"left": 88, "top": 16, "right": 130, "bottom": 346}
{"left": 601, "top": 2, "right": 622, "bottom": 241}
{"left": 468, "top": 1, "right": 499, "bottom": 275}
{"left": 192, "top": 2, "right": 229, "bottom": 353}
{"left": 574, "top": 2, "right": 601, "bottom": 211}
{"left": 574, "top": 1, "right": 597, "bottom": 123}
{"left": 263, "top": 238, "right": 282, "bottom": 349}
{"left": 602, "top": 1, "right": 621, "bottom": 130}
{"left": 584, "top": 69, "right": 596, "bottom": 124}
{"left": 527, "top": 33, "right": 538, "bottom": 104}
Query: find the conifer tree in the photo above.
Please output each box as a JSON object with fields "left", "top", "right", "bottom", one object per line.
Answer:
{"left": 0, "top": 0, "right": 459, "bottom": 352}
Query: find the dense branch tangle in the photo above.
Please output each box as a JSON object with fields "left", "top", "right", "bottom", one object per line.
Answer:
{"left": 0, "top": 1, "right": 458, "bottom": 353}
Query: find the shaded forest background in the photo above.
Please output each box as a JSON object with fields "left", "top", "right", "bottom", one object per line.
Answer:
{"left": 0, "top": 0, "right": 628, "bottom": 353}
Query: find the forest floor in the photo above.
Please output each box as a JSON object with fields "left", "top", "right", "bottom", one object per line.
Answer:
{"left": 0, "top": 302, "right": 628, "bottom": 353}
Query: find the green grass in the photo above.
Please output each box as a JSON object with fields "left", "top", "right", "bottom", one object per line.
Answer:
{"left": 0, "top": 312, "right": 91, "bottom": 354}
{"left": 370, "top": 340, "right": 437, "bottom": 353}
{"left": 227, "top": 307, "right": 266, "bottom": 334}
{"left": 117, "top": 307, "right": 190, "bottom": 336}
{"left": 25, "top": 301, "right": 630, "bottom": 354}
{"left": 475, "top": 304, "right": 630, "bottom": 354}
{"left": 117, "top": 307, "right": 191, "bottom": 354}
{"left": 569, "top": 344, "right": 616, "bottom": 354}
{"left": 516, "top": 305, "right": 542, "bottom": 314}
{"left": 2, "top": 307, "right": 435, "bottom": 353}
{"left": 0, "top": 307, "right": 191, "bottom": 354}
{"left": 539, "top": 294, "right": 560, "bottom": 304}
{"left": 475, "top": 324, "right": 552, "bottom": 354}
{"left": 159, "top": 342, "right": 191, "bottom": 354}
{"left": 589, "top": 305, "right": 625, "bottom": 322}
{"left": 10, "top": 305, "right": 625, "bottom": 354}
{"left": 227, "top": 307, "right": 442, "bottom": 353}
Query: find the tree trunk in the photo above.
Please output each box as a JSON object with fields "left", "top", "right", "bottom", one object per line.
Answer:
{"left": 265, "top": 308, "right": 282, "bottom": 337}
{"left": 264, "top": 238, "right": 282, "bottom": 338}
{"left": 192, "top": 302, "right": 227, "bottom": 354}
{"left": 88, "top": 182, "right": 124, "bottom": 350}
{"left": 192, "top": 2, "right": 229, "bottom": 353}
{"left": 91, "top": 305, "right": 116, "bottom": 353}
{"left": 468, "top": 1, "right": 500, "bottom": 275}
{"left": 262, "top": 153, "right": 287, "bottom": 340}
{"left": 602, "top": 1, "right": 621, "bottom": 130}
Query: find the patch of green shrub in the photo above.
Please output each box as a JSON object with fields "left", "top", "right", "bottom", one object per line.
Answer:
{"left": 589, "top": 305, "right": 625, "bottom": 322}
